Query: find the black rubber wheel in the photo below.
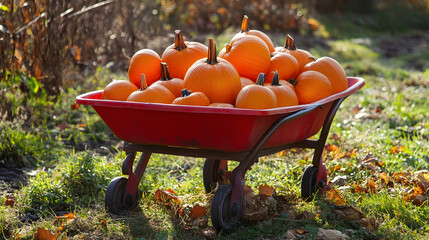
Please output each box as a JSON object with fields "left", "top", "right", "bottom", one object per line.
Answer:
{"left": 211, "top": 185, "right": 244, "bottom": 233}
{"left": 301, "top": 166, "right": 318, "bottom": 201}
{"left": 203, "top": 159, "right": 225, "bottom": 193}
{"left": 105, "top": 177, "right": 137, "bottom": 214}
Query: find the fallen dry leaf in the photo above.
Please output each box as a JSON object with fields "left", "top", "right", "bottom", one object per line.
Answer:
{"left": 393, "top": 171, "right": 411, "bottom": 185}
{"left": 99, "top": 219, "right": 107, "bottom": 228}
{"left": 56, "top": 212, "right": 75, "bottom": 222}
{"left": 54, "top": 212, "right": 76, "bottom": 232}
{"left": 189, "top": 204, "right": 207, "bottom": 219}
{"left": 295, "top": 210, "right": 314, "bottom": 220}
{"left": 345, "top": 148, "right": 357, "bottom": 158}
{"left": 330, "top": 165, "right": 340, "bottom": 172}
{"left": 366, "top": 178, "right": 377, "bottom": 193}
{"left": 331, "top": 133, "right": 341, "bottom": 141}
{"left": 415, "top": 172, "right": 429, "bottom": 192}
{"left": 258, "top": 184, "right": 275, "bottom": 196}
{"left": 34, "top": 228, "right": 58, "bottom": 240}
{"left": 325, "top": 144, "right": 339, "bottom": 154}
{"left": 316, "top": 228, "right": 350, "bottom": 240}
{"left": 352, "top": 182, "right": 368, "bottom": 194}
{"left": 390, "top": 145, "right": 404, "bottom": 154}
{"left": 242, "top": 193, "right": 270, "bottom": 221}
{"left": 71, "top": 45, "right": 82, "bottom": 61}
{"left": 360, "top": 217, "right": 376, "bottom": 231}
{"left": 331, "top": 176, "right": 346, "bottom": 187}
{"left": 352, "top": 106, "right": 362, "bottom": 114}
{"left": 242, "top": 185, "right": 284, "bottom": 222}
{"left": 419, "top": 171, "right": 429, "bottom": 181}
{"left": 5, "top": 195, "right": 15, "bottom": 207}
{"left": 379, "top": 172, "right": 393, "bottom": 187}
{"left": 412, "top": 195, "right": 427, "bottom": 206}
{"left": 333, "top": 205, "right": 364, "bottom": 221}
{"left": 285, "top": 230, "right": 299, "bottom": 240}
{"left": 325, "top": 186, "right": 345, "bottom": 205}
{"left": 201, "top": 227, "right": 215, "bottom": 239}
{"left": 70, "top": 103, "right": 80, "bottom": 110}
{"left": 59, "top": 122, "right": 69, "bottom": 130}
{"left": 155, "top": 189, "right": 181, "bottom": 207}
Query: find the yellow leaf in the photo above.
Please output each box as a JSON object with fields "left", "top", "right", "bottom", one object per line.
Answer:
{"left": 345, "top": 148, "right": 357, "bottom": 158}
{"left": 325, "top": 187, "right": 345, "bottom": 205}
{"left": 325, "top": 144, "right": 339, "bottom": 154}
{"left": 379, "top": 172, "right": 392, "bottom": 186}
{"left": 155, "top": 189, "right": 181, "bottom": 207}
{"left": 366, "top": 178, "right": 377, "bottom": 192}
{"left": 390, "top": 145, "right": 404, "bottom": 154}
{"left": 352, "top": 183, "right": 368, "bottom": 194}
{"left": 307, "top": 18, "right": 320, "bottom": 30}
{"left": 72, "top": 45, "right": 81, "bottom": 61}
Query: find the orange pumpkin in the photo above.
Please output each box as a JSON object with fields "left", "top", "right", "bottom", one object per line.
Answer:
{"left": 209, "top": 103, "right": 235, "bottom": 108}
{"left": 266, "top": 52, "right": 299, "bottom": 83}
{"left": 102, "top": 80, "right": 138, "bottom": 101}
{"left": 240, "top": 77, "right": 254, "bottom": 88}
{"left": 152, "top": 62, "right": 184, "bottom": 97}
{"left": 294, "top": 70, "right": 334, "bottom": 104}
{"left": 128, "top": 49, "right": 162, "bottom": 88}
{"left": 235, "top": 73, "right": 277, "bottom": 109}
{"left": 302, "top": 56, "right": 348, "bottom": 93}
{"left": 127, "top": 74, "right": 175, "bottom": 104}
{"left": 275, "top": 34, "right": 312, "bottom": 75}
{"left": 184, "top": 38, "right": 241, "bottom": 105}
{"left": 219, "top": 35, "right": 271, "bottom": 81}
{"left": 172, "top": 89, "right": 210, "bottom": 106}
{"left": 266, "top": 72, "right": 298, "bottom": 107}
{"left": 279, "top": 80, "right": 295, "bottom": 90}
{"left": 161, "top": 30, "right": 208, "bottom": 79}
{"left": 232, "top": 15, "right": 275, "bottom": 53}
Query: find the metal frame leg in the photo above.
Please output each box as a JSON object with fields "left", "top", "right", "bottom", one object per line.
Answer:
{"left": 121, "top": 147, "right": 152, "bottom": 208}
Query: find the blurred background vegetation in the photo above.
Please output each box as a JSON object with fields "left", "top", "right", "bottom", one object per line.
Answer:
{"left": 1, "top": 0, "right": 428, "bottom": 93}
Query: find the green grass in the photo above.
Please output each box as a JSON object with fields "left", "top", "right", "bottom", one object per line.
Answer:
{"left": 1, "top": 14, "right": 429, "bottom": 240}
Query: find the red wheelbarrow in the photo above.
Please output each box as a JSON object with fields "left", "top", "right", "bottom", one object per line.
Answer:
{"left": 76, "top": 77, "right": 364, "bottom": 232}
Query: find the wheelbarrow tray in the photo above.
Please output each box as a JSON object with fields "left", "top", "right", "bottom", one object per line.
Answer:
{"left": 76, "top": 77, "right": 364, "bottom": 154}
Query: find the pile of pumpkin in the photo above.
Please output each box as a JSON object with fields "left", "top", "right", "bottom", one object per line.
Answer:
{"left": 102, "top": 16, "right": 348, "bottom": 109}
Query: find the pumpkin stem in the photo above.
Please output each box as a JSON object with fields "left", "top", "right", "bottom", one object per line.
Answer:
{"left": 224, "top": 43, "right": 232, "bottom": 53}
{"left": 255, "top": 73, "right": 266, "bottom": 86}
{"left": 240, "top": 15, "right": 249, "bottom": 32}
{"left": 140, "top": 74, "right": 148, "bottom": 90}
{"left": 206, "top": 38, "right": 218, "bottom": 65}
{"left": 309, "top": 56, "right": 317, "bottom": 62}
{"left": 174, "top": 30, "right": 187, "bottom": 51}
{"left": 181, "top": 89, "right": 191, "bottom": 97}
{"left": 160, "top": 62, "right": 172, "bottom": 81}
{"left": 285, "top": 34, "right": 296, "bottom": 50}
{"left": 288, "top": 78, "right": 298, "bottom": 87}
{"left": 271, "top": 71, "right": 282, "bottom": 86}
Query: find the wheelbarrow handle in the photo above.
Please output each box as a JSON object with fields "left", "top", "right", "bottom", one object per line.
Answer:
{"left": 245, "top": 103, "right": 323, "bottom": 162}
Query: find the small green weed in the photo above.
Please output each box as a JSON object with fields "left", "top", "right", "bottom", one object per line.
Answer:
{"left": 0, "top": 122, "right": 54, "bottom": 167}
{"left": 18, "top": 152, "right": 121, "bottom": 214}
